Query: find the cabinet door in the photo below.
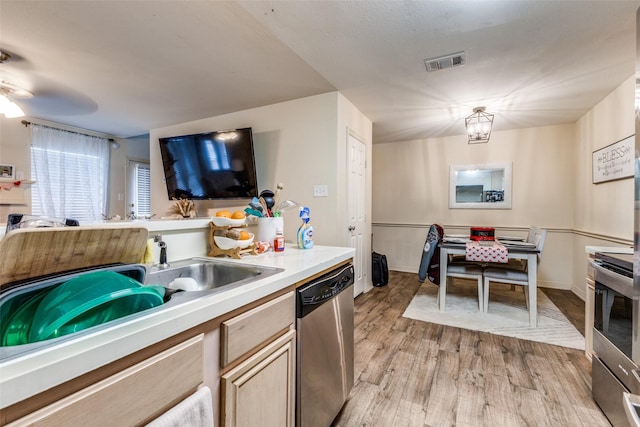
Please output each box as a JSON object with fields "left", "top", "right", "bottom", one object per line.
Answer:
{"left": 221, "top": 330, "right": 295, "bottom": 427}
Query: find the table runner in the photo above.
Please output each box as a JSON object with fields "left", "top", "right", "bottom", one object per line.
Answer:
{"left": 465, "top": 241, "right": 508, "bottom": 263}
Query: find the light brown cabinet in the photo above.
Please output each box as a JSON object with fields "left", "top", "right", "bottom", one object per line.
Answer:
{"left": 221, "top": 330, "right": 296, "bottom": 427}
{"left": 221, "top": 292, "right": 295, "bottom": 367}
{"left": 7, "top": 334, "right": 205, "bottom": 427}
{"left": 219, "top": 291, "right": 296, "bottom": 427}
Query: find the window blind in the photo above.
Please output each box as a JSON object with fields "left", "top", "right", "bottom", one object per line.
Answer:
{"left": 132, "top": 162, "right": 151, "bottom": 217}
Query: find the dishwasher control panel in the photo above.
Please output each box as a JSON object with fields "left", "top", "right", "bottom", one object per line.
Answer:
{"left": 296, "top": 264, "right": 354, "bottom": 316}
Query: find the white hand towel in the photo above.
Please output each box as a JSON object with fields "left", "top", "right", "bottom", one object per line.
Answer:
{"left": 146, "top": 386, "right": 214, "bottom": 427}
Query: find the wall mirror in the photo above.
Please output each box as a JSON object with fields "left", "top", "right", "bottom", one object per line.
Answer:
{"left": 449, "top": 162, "right": 512, "bottom": 209}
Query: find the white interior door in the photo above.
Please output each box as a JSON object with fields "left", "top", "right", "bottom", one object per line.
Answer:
{"left": 347, "top": 132, "right": 367, "bottom": 296}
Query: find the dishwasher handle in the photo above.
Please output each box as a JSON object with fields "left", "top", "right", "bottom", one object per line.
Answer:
{"left": 296, "top": 264, "right": 354, "bottom": 317}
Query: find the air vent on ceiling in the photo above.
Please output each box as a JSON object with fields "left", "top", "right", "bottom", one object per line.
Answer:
{"left": 424, "top": 51, "right": 466, "bottom": 72}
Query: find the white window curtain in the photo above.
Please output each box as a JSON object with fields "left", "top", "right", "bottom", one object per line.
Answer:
{"left": 30, "top": 124, "right": 109, "bottom": 223}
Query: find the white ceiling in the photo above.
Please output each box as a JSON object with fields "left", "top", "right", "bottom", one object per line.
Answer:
{"left": 1, "top": 0, "right": 638, "bottom": 143}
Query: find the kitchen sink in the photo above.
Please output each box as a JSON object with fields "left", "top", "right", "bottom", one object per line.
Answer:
{"left": 0, "top": 258, "right": 282, "bottom": 360}
{"left": 145, "top": 258, "right": 283, "bottom": 293}
{"left": 0, "top": 264, "right": 159, "bottom": 359}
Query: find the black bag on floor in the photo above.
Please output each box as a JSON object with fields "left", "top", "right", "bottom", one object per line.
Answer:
{"left": 372, "top": 251, "right": 389, "bottom": 287}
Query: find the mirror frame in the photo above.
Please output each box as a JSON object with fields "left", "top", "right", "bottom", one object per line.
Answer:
{"left": 449, "top": 162, "right": 512, "bottom": 209}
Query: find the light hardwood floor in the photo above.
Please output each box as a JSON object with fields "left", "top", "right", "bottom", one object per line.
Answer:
{"left": 332, "top": 271, "right": 611, "bottom": 427}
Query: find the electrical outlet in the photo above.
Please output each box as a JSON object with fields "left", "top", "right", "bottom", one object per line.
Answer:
{"left": 313, "top": 185, "right": 328, "bottom": 197}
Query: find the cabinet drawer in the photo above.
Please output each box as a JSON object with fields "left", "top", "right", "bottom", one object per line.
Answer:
{"left": 8, "top": 334, "right": 204, "bottom": 427}
{"left": 221, "top": 291, "right": 294, "bottom": 366}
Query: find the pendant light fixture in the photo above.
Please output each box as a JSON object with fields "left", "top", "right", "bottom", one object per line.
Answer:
{"left": 465, "top": 107, "right": 494, "bottom": 144}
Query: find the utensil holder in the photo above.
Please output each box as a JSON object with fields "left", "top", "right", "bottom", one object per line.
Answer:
{"left": 257, "top": 217, "right": 283, "bottom": 245}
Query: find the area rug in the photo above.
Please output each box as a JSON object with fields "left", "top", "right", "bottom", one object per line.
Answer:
{"left": 403, "top": 281, "right": 585, "bottom": 350}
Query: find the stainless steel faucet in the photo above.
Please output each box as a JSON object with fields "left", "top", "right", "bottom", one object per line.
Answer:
{"left": 152, "top": 235, "right": 170, "bottom": 269}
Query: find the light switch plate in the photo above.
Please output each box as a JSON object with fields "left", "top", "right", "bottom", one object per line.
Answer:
{"left": 313, "top": 185, "right": 328, "bottom": 197}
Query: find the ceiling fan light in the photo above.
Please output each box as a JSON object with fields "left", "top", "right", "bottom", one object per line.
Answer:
{"left": 5, "top": 101, "right": 25, "bottom": 118}
{"left": 0, "top": 94, "right": 25, "bottom": 118}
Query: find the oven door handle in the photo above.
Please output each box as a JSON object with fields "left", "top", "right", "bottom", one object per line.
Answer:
{"left": 624, "top": 392, "right": 640, "bottom": 427}
{"left": 589, "top": 260, "right": 635, "bottom": 299}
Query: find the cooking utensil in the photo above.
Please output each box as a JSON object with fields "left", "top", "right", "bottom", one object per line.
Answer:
{"left": 258, "top": 197, "right": 271, "bottom": 217}
{"left": 244, "top": 207, "right": 263, "bottom": 217}
{"left": 273, "top": 183, "right": 284, "bottom": 210}
{"left": 259, "top": 189, "right": 275, "bottom": 212}
{"left": 276, "top": 200, "right": 299, "bottom": 213}
{"left": 248, "top": 202, "right": 264, "bottom": 216}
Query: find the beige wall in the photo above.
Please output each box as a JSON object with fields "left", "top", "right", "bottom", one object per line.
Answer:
{"left": 373, "top": 123, "right": 575, "bottom": 228}
{"left": 0, "top": 116, "right": 32, "bottom": 219}
{"left": 570, "top": 75, "right": 635, "bottom": 298}
{"left": 373, "top": 75, "right": 635, "bottom": 298}
{"left": 574, "top": 76, "right": 635, "bottom": 238}
{"left": 150, "top": 91, "right": 373, "bottom": 249}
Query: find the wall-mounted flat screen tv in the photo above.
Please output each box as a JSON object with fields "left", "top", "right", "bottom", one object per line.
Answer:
{"left": 159, "top": 127, "right": 259, "bottom": 200}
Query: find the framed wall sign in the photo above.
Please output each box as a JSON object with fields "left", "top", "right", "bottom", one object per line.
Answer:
{"left": 592, "top": 135, "right": 634, "bottom": 184}
{"left": 0, "top": 164, "right": 15, "bottom": 180}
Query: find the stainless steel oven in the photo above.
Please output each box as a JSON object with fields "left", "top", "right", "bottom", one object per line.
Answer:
{"left": 627, "top": 8, "right": 640, "bottom": 426}
{"left": 591, "top": 252, "right": 640, "bottom": 427}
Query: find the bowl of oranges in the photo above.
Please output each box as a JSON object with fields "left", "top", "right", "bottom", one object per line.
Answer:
{"left": 214, "top": 230, "right": 254, "bottom": 250}
{"left": 211, "top": 210, "right": 246, "bottom": 227}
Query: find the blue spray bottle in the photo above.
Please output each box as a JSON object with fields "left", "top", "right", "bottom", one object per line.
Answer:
{"left": 297, "top": 207, "right": 314, "bottom": 249}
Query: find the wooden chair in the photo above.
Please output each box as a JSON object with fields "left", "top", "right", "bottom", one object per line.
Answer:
{"left": 444, "top": 263, "right": 484, "bottom": 311}
{"left": 493, "top": 225, "right": 540, "bottom": 272}
{"left": 482, "top": 227, "right": 547, "bottom": 325}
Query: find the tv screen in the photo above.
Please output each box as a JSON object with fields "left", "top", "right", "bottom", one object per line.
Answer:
{"left": 159, "top": 127, "right": 259, "bottom": 200}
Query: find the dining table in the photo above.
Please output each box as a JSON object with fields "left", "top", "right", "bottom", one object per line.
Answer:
{"left": 438, "top": 236, "right": 541, "bottom": 326}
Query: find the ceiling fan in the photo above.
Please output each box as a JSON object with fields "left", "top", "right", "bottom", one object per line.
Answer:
{"left": 0, "top": 48, "right": 98, "bottom": 122}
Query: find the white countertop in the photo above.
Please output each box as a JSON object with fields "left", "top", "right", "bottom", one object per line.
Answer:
{"left": 0, "top": 244, "right": 354, "bottom": 408}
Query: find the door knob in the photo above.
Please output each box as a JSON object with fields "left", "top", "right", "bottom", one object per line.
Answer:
{"left": 348, "top": 225, "right": 355, "bottom": 232}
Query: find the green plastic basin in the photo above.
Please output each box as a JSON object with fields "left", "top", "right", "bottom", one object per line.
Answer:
{"left": 27, "top": 271, "right": 165, "bottom": 344}
{"left": 1, "top": 290, "right": 50, "bottom": 346}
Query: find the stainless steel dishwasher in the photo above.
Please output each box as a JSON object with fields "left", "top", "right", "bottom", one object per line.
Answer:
{"left": 296, "top": 263, "right": 354, "bottom": 427}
